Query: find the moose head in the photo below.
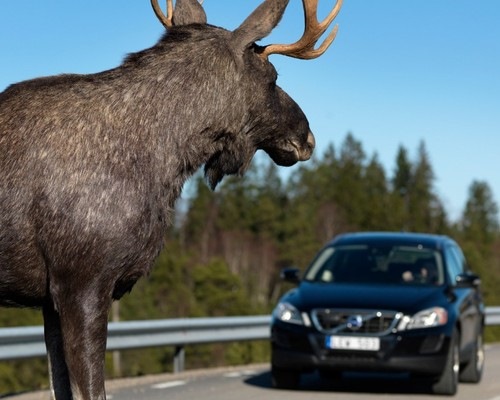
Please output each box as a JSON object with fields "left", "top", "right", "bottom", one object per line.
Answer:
{"left": 149, "top": 0, "right": 342, "bottom": 188}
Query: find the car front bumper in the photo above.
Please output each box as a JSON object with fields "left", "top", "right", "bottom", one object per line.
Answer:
{"left": 271, "top": 323, "right": 450, "bottom": 376}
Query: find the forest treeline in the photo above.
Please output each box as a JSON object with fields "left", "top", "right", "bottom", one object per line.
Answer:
{"left": 1, "top": 133, "right": 499, "bottom": 393}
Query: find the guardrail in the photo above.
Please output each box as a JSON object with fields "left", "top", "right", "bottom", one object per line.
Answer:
{"left": 1, "top": 308, "right": 499, "bottom": 372}
{"left": 0, "top": 315, "right": 271, "bottom": 372}
{"left": 487, "top": 306, "right": 500, "bottom": 325}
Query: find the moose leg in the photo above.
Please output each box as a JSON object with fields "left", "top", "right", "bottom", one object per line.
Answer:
{"left": 43, "top": 302, "right": 72, "bottom": 400}
{"left": 44, "top": 288, "right": 111, "bottom": 400}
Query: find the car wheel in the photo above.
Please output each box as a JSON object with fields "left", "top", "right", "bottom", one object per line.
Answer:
{"left": 271, "top": 365, "right": 300, "bottom": 390}
{"left": 432, "top": 328, "right": 459, "bottom": 395}
{"left": 459, "top": 329, "right": 484, "bottom": 383}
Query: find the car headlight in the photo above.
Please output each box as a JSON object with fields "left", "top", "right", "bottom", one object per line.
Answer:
{"left": 398, "top": 307, "right": 448, "bottom": 331}
{"left": 273, "top": 302, "right": 304, "bottom": 325}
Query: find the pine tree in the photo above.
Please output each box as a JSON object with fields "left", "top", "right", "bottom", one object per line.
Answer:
{"left": 391, "top": 145, "right": 412, "bottom": 230}
{"left": 409, "top": 141, "right": 436, "bottom": 231}
{"left": 458, "top": 181, "right": 500, "bottom": 317}
{"left": 362, "top": 154, "right": 390, "bottom": 230}
{"left": 462, "top": 180, "right": 499, "bottom": 244}
{"left": 181, "top": 175, "right": 219, "bottom": 261}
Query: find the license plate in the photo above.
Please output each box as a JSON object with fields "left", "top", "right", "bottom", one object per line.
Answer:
{"left": 326, "top": 335, "right": 380, "bottom": 351}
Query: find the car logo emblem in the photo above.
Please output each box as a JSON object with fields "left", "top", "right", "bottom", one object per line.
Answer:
{"left": 347, "top": 315, "right": 363, "bottom": 331}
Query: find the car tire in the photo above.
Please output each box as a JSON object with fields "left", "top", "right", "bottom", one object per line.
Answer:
{"left": 432, "top": 328, "right": 459, "bottom": 396}
{"left": 459, "top": 329, "right": 484, "bottom": 383}
{"left": 271, "top": 366, "right": 300, "bottom": 390}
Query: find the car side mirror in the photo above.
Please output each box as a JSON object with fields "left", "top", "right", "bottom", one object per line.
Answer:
{"left": 455, "top": 273, "right": 481, "bottom": 288}
{"left": 280, "top": 267, "right": 301, "bottom": 284}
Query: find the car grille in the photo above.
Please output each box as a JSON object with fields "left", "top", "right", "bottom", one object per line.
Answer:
{"left": 311, "top": 308, "right": 402, "bottom": 335}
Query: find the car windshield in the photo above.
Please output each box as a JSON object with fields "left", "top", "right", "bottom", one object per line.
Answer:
{"left": 304, "top": 244, "right": 444, "bottom": 286}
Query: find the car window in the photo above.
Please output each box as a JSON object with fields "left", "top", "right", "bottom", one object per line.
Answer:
{"left": 444, "top": 244, "right": 465, "bottom": 283}
{"left": 451, "top": 245, "right": 467, "bottom": 272}
{"left": 304, "top": 244, "right": 444, "bottom": 285}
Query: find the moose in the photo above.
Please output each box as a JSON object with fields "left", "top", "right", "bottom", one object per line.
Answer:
{"left": 0, "top": 0, "right": 342, "bottom": 398}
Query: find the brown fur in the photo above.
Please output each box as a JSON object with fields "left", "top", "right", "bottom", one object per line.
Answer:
{"left": 0, "top": 1, "right": 315, "bottom": 398}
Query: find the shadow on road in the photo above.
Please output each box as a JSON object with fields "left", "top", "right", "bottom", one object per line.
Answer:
{"left": 244, "top": 370, "right": 433, "bottom": 395}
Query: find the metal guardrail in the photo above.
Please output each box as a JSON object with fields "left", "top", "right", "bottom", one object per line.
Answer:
{"left": 1, "top": 308, "right": 499, "bottom": 372}
{"left": 486, "top": 306, "right": 500, "bottom": 325}
{"left": 0, "top": 315, "right": 271, "bottom": 372}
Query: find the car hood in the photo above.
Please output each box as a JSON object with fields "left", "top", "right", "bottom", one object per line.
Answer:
{"left": 284, "top": 281, "right": 449, "bottom": 314}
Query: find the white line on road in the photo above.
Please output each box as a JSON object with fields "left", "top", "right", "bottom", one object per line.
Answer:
{"left": 224, "top": 370, "right": 257, "bottom": 378}
{"left": 151, "top": 380, "right": 187, "bottom": 390}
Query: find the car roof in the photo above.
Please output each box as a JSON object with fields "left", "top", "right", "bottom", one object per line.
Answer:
{"left": 328, "top": 231, "right": 456, "bottom": 251}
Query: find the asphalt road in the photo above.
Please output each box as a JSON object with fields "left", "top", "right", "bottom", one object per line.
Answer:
{"left": 9, "top": 344, "right": 500, "bottom": 400}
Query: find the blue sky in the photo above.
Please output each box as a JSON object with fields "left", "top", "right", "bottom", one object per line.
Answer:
{"left": 1, "top": 1, "right": 499, "bottom": 222}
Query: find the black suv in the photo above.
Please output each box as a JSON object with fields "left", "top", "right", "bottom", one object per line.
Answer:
{"left": 271, "top": 232, "right": 485, "bottom": 395}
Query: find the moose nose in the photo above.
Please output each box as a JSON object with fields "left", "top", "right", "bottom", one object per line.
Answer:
{"left": 307, "top": 130, "right": 315, "bottom": 151}
{"left": 299, "top": 130, "right": 315, "bottom": 161}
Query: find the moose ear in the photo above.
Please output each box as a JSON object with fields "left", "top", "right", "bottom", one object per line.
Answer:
{"left": 231, "top": 0, "right": 289, "bottom": 50}
{"left": 173, "top": 0, "right": 207, "bottom": 26}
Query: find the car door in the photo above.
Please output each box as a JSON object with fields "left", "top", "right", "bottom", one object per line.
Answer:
{"left": 445, "top": 244, "right": 481, "bottom": 353}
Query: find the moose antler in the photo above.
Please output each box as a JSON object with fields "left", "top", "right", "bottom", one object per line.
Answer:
{"left": 260, "top": 0, "right": 343, "bottom": 60}
{"left": 151, "top": 0, "right": 174, "bottom": 28}
{"left": 151, "top": 0, "right": 204, "bottom": 29}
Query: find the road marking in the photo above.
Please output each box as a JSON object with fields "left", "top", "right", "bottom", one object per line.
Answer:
{"left": 224, "top": 370, "right": 257, "bottom": 378}
{"left": 224, "top": 372, "right": 242, "bottom": 378}
{"left": 152, "top": 380, "right": 187, "bottom": 390}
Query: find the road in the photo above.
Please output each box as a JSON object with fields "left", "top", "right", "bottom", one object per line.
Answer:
{"left": 9, "top": 344, "right": 500, "bottom": 400}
